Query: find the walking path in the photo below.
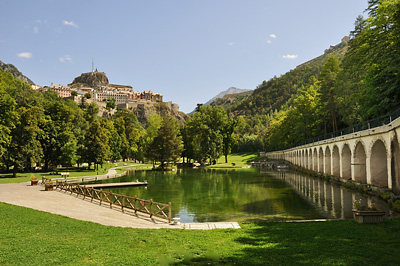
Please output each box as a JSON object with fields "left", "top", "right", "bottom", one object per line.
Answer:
{"left": 0, "top": 168, "right": 240, "bottom": 230}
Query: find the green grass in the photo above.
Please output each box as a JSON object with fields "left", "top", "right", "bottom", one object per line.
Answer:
{"left": 1, "top": 202, "right": 400, "bottom": 265}
{"left": 0, "top": 162, "right": 152, "bottom": 184}
{"left": 207, "top": 152, "right": 263, "bottom": 168}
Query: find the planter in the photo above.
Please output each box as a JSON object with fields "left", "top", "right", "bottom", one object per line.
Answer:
{"left": 31, "top": 180, "right": 38, "bottom": 186}
{"left": 45, "top": 184, "right": 54, "bottom": 191}
{"left": 352, "top": 209, "right": 385, "bottom": 224}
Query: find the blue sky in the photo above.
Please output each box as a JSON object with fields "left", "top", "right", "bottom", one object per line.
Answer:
{"left": 0, "top": 0, "right": 367, "bottom": 113}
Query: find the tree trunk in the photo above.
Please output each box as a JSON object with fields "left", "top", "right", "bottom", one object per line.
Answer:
{"left": 12, "top": 165, "right": 17, "bottom": 178}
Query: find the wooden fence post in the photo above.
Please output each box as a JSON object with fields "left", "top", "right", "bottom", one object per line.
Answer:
{"left": 134, "top": 196, "right": 137, "bottom": 214}
{"left": 100, "top": 189, "right": 103, "bottom": 205}
{"left": 150, "top": 199, "right": 153, "bottom": 218}
{"left": 121, "top": 194, "right": 125, "bottom": 212}
{"left": 168, "top": 202, "right": 172, "bottom": 223}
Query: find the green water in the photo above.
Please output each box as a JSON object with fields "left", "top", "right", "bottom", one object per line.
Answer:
{"left": 92, "top": 168, "right": 341, "bottom": 222}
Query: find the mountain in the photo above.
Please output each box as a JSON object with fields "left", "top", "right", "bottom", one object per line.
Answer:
{"left": 0, "top": 60, "right": 35, "bottom": 85}
{"left": 204, "top": 87, "right": 252, "bottom": 106}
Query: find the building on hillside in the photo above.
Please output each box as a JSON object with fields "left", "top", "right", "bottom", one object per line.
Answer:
{"left": 31, "top": 84, "right": 42, "bottom": 90}
{"left": 50, "top": 83, "right": 72, "bottom": 98}
{"left": 94, "top": 91, "right": 128, "bottom": 103}
{"left": 142, "top": 90, "right": 163, "bottom": 102}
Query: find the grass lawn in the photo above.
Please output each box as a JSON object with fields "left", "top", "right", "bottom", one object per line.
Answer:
{"left": 1, "top": 202, "right": 400, "bottom": 265}
{"left": 0, "top": 162, "right": 153, "bottom": 184}
{"left": 207, "top": 152, "right": 263, "bottom": 168}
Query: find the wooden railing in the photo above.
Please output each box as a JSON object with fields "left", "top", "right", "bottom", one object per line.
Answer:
{"left": 55, "top": 181, "right": 172, "bottom": 223}
{"left": 42, "top": 171, "right": 128, "bottom": 185}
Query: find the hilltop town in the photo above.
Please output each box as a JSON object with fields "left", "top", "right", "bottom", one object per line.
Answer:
{"left": 30, "top": 69, "right": 184, "bottom": 123}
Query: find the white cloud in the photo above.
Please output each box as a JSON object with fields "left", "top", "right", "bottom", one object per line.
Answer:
{"left": 17, "top": 52, "right": 33, "bottom": 59}
{"left": 282, "top": 54, "right": 298, "bottom": 59}
{"left": 266, "top": 40, "right": 272, "bottom": 44}
{"left": 33, "top": 26, "right": 39, "bottom": 33}
{"left": 228, "top": 42, "right": 234, "bottom": 46}
{"left": 63, "top": 20, "right": 79, "bottom": 28}
{"left": 270, "top": 34, "right": 277, "bottom": 38}
{"left": 59, "top": 55, "right": 73, "bottom": 63}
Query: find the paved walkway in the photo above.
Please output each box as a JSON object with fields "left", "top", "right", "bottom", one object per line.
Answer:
{"left": 0, "top": 172, "right": 240, "bottom": 230}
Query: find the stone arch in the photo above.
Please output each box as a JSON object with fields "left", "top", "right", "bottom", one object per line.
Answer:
{"left": 308, "top": 148, "right": 313, "bottom": 170}
{"left": 300, "top": 150, "right": 304, "bottom": 167}
{"left": 354, "top": 141, "right": 367, "bottom": 183}
{"left": 318, "top": 147, "right": 324, "bottom": 172}
{"left": 370, "top": 139, "right": 388, "bottom": 187}
{"left": 313, "top": 148, "right": 318, "bottom": 171}
{"left": 332, "top": 145, "right": 340, "bottom": 177}
{"left": 305, "top": 150, "right": 309, "bottom": 169}
{"left": 341, "top": 144, "right": 351, "bottom": 179}
{"left": 297, "top": 151, "right": 300, "bottom": 166}
{"left": 325, "top": 146, "right": 331, "bottom": 175}
{"left": 391, "top": 136, "right": 400, "bottom": 193}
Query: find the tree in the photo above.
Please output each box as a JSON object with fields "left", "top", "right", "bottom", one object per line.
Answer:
{"left": 337, "top": 0, "right": 400, "bottom": 120}
{"left": 84, "top": 101, "right": 99, "bottom": 123}
{"left": 9, "top": 107, "right": 44, "bottom": 176}
{"left": 147, "top": 116, "right": 183, "bottom": 169}
{"left": 139, "top": 113, "right": 163, "bottom": 162}
{"left": 319, "top": 56, "right": 341, "bottom": 133}
{"left": 0, "top": 87, "right": 18, "bottom": 160}
{"left": 106, "top": 98, "right": 116, "bottom": 111}
{"left": 84, "top": 121, "right": 109, "bottom": 170}
{"left": 113, "top": 110, "right": 145, "bottom": 161}
{"left": 84, "top": 92, "right": 92, "bottom": 99}
{"left": 222, "top": 119, "right": 237, "bottom": 163}
{"left": 100, "top": 118, "right": 122, "bottom": 162}
{"left": 59, "top": 132, "right": 80, "bottom": 167}
{"left": 185, "top": 105, "right": 228, "bottom": 164}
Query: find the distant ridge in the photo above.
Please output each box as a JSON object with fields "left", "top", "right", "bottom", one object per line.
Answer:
{"left": 0, "top": 60, "right": 35, "bottom": 85}
{"left": 204, "top": 87, "right": 252, "bottom": 106}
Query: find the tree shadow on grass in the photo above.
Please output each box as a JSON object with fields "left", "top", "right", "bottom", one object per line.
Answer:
{"left": 227, "top": 220, "right": 400, "bottom": 265}
{"left": 163, "top": 220, "right": 400, "bottom": 265}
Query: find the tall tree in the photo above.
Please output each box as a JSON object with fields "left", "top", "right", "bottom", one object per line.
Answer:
{"left": 0, "top": 87, "right": 18, "bottom": 160}
{"left": 147, "top": 116, "right": 183, "bottom": 169}
{"left": 9, "top": 107, "right": 44, "bottom": 176}
{"left": 319, "top": 56, "right": 341, "bottom": 133}
{"left": 84, "top": 121, "right": 109, "bottom": 170}
{"left": 222, "top": 119, "right": 237, "bottom": 163}
{"left": 114, "top": 110, "right": 145, "bottom": 160}
{"left": 185, "top": 105, "right": 228, "bottom": 164}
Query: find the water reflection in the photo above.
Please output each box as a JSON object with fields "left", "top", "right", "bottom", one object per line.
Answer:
{"left": 89, "top": 168, "right": 396, "bottom": 222}
{"left": 264, "top": 169, "right": 394, "bottom": 219}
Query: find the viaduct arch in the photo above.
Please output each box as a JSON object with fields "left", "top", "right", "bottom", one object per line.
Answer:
{"left": 266, "top": 117, "right": 400, "bottom": 193}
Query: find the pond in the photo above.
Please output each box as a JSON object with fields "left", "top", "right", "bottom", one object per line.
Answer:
{"left": 90, "top": 167, "right": 396, "bottom": 223}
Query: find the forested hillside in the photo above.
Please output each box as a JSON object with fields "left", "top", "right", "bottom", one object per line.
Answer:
{"left": 0, "top": 60, "right": 34, "bottom": 85}
{"left": 211, "top": 0, "right": 400, "bottom": 152}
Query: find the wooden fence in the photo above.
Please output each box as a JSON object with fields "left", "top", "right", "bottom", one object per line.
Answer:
{"left": 42, "top": 171, "right": 128, "bottom": 185}
{"left": 55, "top": 181, "right": 172, "bottom": 223}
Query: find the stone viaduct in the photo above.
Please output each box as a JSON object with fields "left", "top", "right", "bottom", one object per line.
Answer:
{"left": 266, "top": 116, "right": 400, "bottom": 195}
